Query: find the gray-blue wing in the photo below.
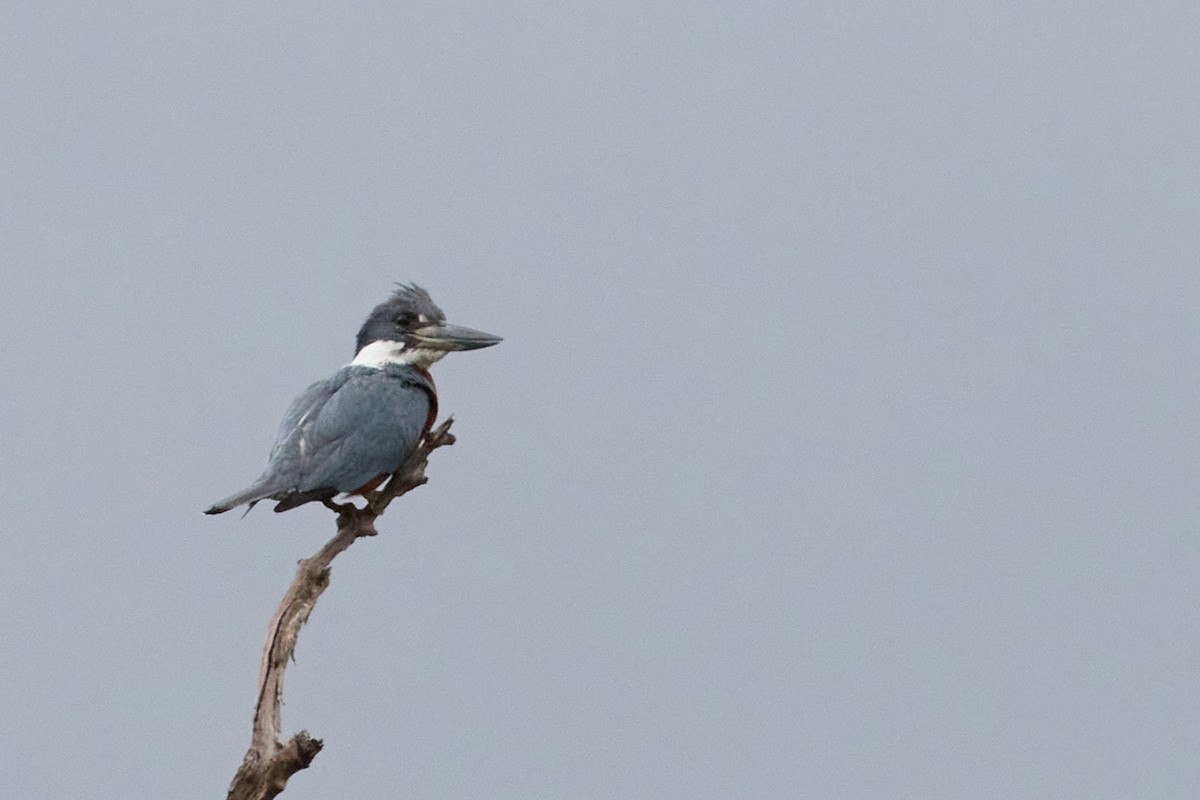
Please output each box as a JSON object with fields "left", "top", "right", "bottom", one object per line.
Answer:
{"left": 204, "top": 374, "right": 344, "bottom": 513}
{"left": 270, "top": 376, "right": 345, "bottom": 462}
{"left": 205, "top": 366, "right": 431, "bottom": 514}
{"left": 289, "top": 368, "right": 431, "bottom": 493}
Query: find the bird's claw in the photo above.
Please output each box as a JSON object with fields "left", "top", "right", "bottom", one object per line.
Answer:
{"left": 321, "top": 498, "right": 359, "bottom": 516}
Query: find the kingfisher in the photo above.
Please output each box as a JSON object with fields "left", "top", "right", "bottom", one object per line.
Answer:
{"left": 205, "top": 284, "right": 501, "bottom": 515}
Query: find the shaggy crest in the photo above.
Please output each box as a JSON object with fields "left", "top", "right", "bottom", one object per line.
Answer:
{"left": 354, "top": 283, "right": 446, "bottom": 354}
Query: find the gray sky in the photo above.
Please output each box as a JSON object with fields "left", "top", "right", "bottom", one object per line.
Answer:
{"left": 2, "top": 2, "right": 1198, "bottom": 798}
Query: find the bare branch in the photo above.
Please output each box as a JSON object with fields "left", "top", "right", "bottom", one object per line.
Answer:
{"left": 227, "top": 418, "right": 457, "bottom": 800}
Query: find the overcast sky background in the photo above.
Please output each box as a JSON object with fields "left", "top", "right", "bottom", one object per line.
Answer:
{"left": 2, "top": 3, "right": 1198, "bottom": 798}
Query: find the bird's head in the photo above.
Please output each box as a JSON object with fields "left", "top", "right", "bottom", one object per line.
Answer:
{"left": 353, "top": 284, "right": 502, "bottom": 369}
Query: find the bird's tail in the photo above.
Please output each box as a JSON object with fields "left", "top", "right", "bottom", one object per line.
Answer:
{"left": 204, "top": 481, "right": 273, "bottom": 515}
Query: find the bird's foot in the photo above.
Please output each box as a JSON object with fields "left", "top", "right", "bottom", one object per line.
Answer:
{"left": 322, "top": 498, "right": 360, "bottom": 515}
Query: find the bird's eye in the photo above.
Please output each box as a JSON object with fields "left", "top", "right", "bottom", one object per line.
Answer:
{"left": 395, "top": 313, "right": 415, "bottom": 326}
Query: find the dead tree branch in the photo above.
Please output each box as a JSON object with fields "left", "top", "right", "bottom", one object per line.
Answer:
{"left": 226, "top": 418, "right": 457, "bottom": 800}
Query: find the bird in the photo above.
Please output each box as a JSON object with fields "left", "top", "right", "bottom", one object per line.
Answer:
{"left": 205, "top": 284, "right": 501, "bottom": 515}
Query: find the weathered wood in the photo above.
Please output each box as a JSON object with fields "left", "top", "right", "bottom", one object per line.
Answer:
{"left": 227, "top": 419, "right": 457, "bottom": 800}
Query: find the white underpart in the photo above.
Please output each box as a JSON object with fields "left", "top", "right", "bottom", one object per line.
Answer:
{"left": 350, "top": 339, "right": 447, "bottom": 369}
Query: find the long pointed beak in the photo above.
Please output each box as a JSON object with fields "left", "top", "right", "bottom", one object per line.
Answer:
{"left": 411, "top": 322, "right": 503, "bottom": 351}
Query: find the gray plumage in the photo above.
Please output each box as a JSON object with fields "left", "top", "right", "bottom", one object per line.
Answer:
{"left": 205, "top": 283, "right": 500, "bottom": 516}
{"left": 205, "top": 364, "right": 433, "bottom": 514}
